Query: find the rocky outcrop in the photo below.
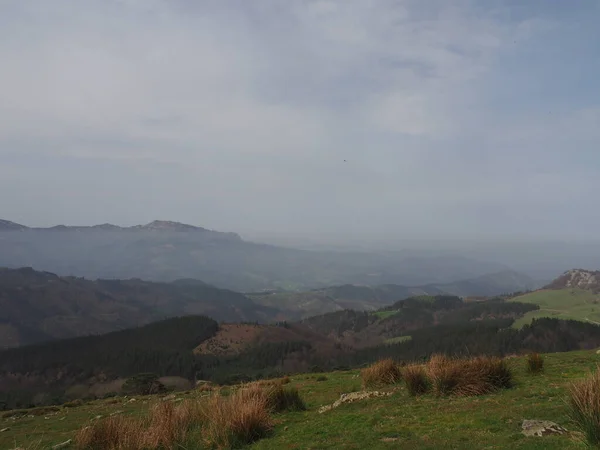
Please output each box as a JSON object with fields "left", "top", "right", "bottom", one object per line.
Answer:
{"left": 546, "top": 269, "right": 600, "bottom": 293}
{"left": 318, "top": 390, "right": 394, "bottom": 413}
{"left": 521, "top": 420, "right": 567, "bottom": 437}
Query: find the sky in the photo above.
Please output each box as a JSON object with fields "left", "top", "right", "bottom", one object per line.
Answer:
{"left": 1, "top": 0, "right": 599, "bottom": 242}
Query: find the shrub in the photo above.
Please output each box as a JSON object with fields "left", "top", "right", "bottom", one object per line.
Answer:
{"left": 316, "top": 375, "right": 328, "bottom": 382}
{"left": 527, "top": 352, "right": 544, "bottom": 374}
{"left": 122, "top": 373, "right": 166, "bottom": 396}
{"left": 361, "top": 359, "right": 402, "bottom": 388}
{"left": 63, "top": 399, "right": 84, "bottom": 408}
{"left": 568, "top": 367, "right": 600, "bottom": 447}
{"left": 402, "top": 364, "right": 430, "bottom": 396}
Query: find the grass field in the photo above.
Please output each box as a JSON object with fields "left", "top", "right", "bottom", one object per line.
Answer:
{"left": 371, "top": 310, "right": 400, "bottom": 319}
{"left": 510, "top": 288, "right": 600, "bottom": 328}
{"left": 3, "top": 350, "right": 600, "bottom": 449}
{"left": 384, "top": 335, "right": 412, "bottom": 345}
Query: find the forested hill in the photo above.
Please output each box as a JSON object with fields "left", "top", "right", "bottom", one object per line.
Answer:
{"left": 0, "top": 267, "right": 276, "bottom": 348}
{"left": 250, "top": 271, "right": 540, "bottom": 320}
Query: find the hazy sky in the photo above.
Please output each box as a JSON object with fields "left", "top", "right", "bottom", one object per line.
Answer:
{"left": 1, "top": 0, "right": 599, "bottom": 241}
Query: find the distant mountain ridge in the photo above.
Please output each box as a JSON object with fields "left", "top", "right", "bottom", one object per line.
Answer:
{"left": 0, "top": 218, "right": 240, "bottom": 237}
{"left": 0, "top": 217, "right": 523, "bottom": 292}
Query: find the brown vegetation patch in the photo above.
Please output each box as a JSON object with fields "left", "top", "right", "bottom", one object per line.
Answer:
{"left": 73, "top": 383, "right": 289, "bottom": 449}
{"left": 194, "top": 324, "right": 264, "bottom": 356}
{"left": 402, "top": 364, "right": 430, "bottom": 396}
{"left": 361, "top": 359, "right": 402, "bottom": 388}
{"left": 427, "top": 354, "right": 512, "bottom": 397}
{"left": 568, "top": 366, "right": 600, "bottom": 446}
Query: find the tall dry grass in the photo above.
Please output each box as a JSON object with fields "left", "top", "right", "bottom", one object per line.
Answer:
{"left": 427, "top": 354, "right": 461, "bottom": 396}
{"left": 527, "top": 352, "right": 544, "bottom": 374}
{"left": 426, "top": 354, "right": 512, "bottom": 397}
{"left": 361, "top": 359, "right": 402, "bottom": 388}
{"left": 402, "top": 364, "right": 430, "bottom": 396}
{"left": 74, "top": 384, "right": 282, "bottom": 450}
{"left": 200, "top": 387, "right": 274, "bottom": 448}
{"left": 568, "top": 367, "right": 600, "bottom": 446}
{"left": 74, "top": 415, "right": 146, "bottom": 450}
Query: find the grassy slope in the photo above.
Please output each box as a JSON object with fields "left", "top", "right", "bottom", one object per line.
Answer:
{"left": 510, "top": 288, "right": 600, "bottom": 328}
{"left": 3, "top": 350, "right": 600, "bottom": 449}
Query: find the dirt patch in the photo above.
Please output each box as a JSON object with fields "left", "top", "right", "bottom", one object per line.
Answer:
{"left": 194, "top": 324, "right": 263, "bottom": 356}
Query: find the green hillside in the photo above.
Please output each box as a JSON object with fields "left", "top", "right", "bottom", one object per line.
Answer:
{"left": 510, "top": 288, "right": 600, "bottom": 328}
{"left": 3, "top": 350, "right": 599, "bottom": 449}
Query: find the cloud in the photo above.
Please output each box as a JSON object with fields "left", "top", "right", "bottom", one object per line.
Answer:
{"left": 0, "top": 0, "right": 598, "bottom": 240}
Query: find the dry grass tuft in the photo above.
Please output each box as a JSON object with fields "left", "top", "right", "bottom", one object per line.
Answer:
{"left": 200, "top": 388, "right": 273, "bottom": 448}
{"left": 74, "top": 415, "right": 145, "bottom": 450}
{"left": 265, "top": 384, "right": 306, "bottom": 412}
{"left": 427, "top": 354, "right": 461, "bottom": 396}
{"left": 143, "top": 401, "right": 199, "bottom": 449}
{"left": 569, "top": 367, "right": 600, "bottom": 446}
{"left": 426, "top": 354, "right": 512, "bottom": 397}
{"left": 527, "top": 352, "right": 544, "bottom": 374}
{"left": 237, "top": 382, "right": 305, "bottom": 413}
{"left": 74, "top": 400, "right": 204, "bottom": 450}
{"left": 361, "top": 359, "right": 402, "bottom": 388}
{"left": 402, "top": 364, "right": 430, "bottom": 396}
{"left": 73, "top": 382, "right": 295, "bottom": 449}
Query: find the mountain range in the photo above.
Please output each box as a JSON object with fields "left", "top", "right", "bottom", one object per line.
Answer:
{"left": 0, "top": 219, "right": 528, "bottom": 292}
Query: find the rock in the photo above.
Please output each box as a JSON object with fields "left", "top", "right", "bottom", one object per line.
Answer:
{"left": 0, "top": 427, "right": 10, "bottom": 432}
{"left": 161, "top": 394, "right": 177, "bottom": 401}
{"left": 318, "top": 390, "right": 394, "bottom": 414}
{"left": 51, "top": 439, "right": 72, "bottom": 449}
{"left": 93, "top": 415, "right": 103, "bottom": 421}
{"left": 128, "top": 398, "right": 137, "bottom": 403}
{"left": 522, "top": 420, "right": 567, "bottom": 437}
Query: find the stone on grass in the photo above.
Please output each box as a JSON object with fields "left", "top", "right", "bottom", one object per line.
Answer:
{"left": 521, "top": 420, "right": 567, "bottom": 437}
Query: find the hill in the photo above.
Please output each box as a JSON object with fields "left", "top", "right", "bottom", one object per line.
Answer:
{"left": 0, "top": 267, "right": 276, "bottom": 348}
{"left": 0, "top": 218, "right": 518, "bottom": 292}
{"left": 6, "top": 290, "right": 600, "bottom": 410}
{"left": 546, "top": 268, "right": 600, "bottom": 292}
{"left": 2, "top": 350, "right": 600, "bottom": 449}
{"left": 509, "top": 269, "right": 600, "bottom": 328}
{"left": 0, "top": 315, "right": 349, "bottom": 409}
{"left": 250, "top": 271, "right": 540, "bottom": 320}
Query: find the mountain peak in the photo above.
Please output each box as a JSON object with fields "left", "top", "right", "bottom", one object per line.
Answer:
{"left": 0, "top": 219, "right": 28, "bottom": 231}
{"left": 546, "top": 269, "right": 600, "bottom": 292}
{"left": 138, "top": 220, "right": 208, "bottom": 232}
